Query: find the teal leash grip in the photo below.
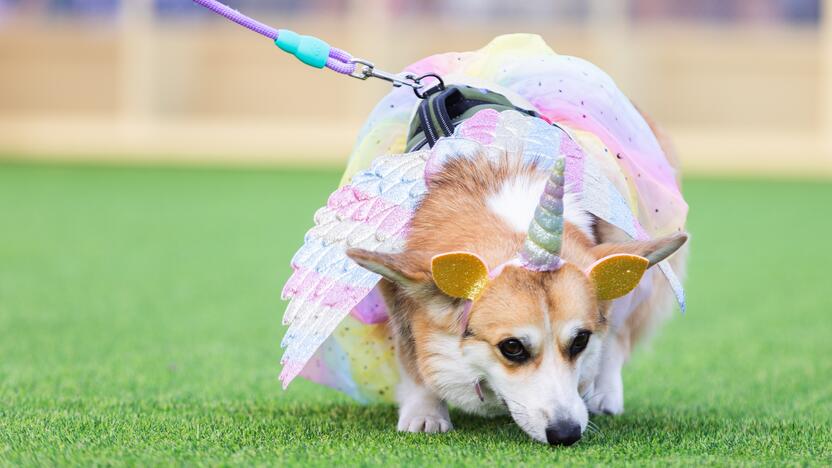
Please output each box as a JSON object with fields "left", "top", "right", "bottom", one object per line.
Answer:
{"left": 194, "top": 0, "right": 439, "bottom": 80}
{"left": 275, "top": 29, "right": 330, "bottom": 69}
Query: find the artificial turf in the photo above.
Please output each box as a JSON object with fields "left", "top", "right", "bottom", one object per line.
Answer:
{"left": 0, "top": 162, "right": 830, "bottom": 466}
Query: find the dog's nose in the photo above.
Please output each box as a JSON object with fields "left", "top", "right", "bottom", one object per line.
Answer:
{"left": 545, "top": 421, "right": 582, "bottom": 446}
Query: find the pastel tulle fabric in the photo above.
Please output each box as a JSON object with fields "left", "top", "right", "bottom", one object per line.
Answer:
{"left": 280, "top": 34, "right": 688, "bottom": 402}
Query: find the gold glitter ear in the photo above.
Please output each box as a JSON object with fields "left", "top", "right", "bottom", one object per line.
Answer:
{"left": 587, "top": 254, "right": 649, "bottom": 301}
{"left": 431, "top": 252, "right": 490, "bottom": 301}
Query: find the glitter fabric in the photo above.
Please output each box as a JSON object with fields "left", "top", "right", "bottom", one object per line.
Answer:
{"left": 280, "top": 34, "right": 688, "bottom": 400}
{"left": 431, "top": 252, "right": 490, "bottom": 300}
{"left": 587, "top": 254, "right": 650, "bottom": 301}
{"left": 278, "top": 150, "right": 429, "bottom": 394}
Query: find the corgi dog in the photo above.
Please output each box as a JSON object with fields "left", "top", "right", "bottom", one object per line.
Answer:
{"left": 278, "top": 36, "right": 689, "bottom": 446}
{"left": 345, "top": 110, "right": 688, "bottom": 446}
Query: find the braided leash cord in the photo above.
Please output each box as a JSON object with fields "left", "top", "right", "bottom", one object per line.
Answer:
{"left": 192, "top": 0, "right": 356, "bottom": 75}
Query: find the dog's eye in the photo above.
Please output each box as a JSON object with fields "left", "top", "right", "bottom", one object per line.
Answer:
{"left": 569, "top": 331, "right": 592, "bottom": 357}
{"left": 498, "top": 338, "right": 529, "bottom": 362}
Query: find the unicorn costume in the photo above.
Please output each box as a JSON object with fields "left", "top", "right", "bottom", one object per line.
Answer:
{"left": 280, "top": 34, "right": 688, "bottom": 403}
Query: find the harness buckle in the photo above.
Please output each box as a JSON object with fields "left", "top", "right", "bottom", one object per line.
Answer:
{"left": 349, "top": 58, "right": 444, "bottom": 98}
{"left": 349, "top": 58, "right": 418, "bottom": 88}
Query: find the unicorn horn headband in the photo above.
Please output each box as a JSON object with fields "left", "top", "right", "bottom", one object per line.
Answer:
{"left": 519, "top": 157, "right": 566, "bottom": 271}
{"left": 430, "top": 155, "right": 651, "bottom": 315}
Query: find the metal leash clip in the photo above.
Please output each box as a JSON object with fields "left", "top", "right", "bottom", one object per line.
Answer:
{"left": 349, "top": 58, "right": 444, "bottom": 98}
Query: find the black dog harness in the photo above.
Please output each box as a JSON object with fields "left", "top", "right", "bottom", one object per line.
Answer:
{"left": 405, "top": 83, "right": 539, "bottom": 151}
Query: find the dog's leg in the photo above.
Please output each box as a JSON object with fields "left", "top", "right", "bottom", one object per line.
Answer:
{"left": 396, "top": 355, "right": 452, "bottom": 433}
{"left": 586, "top": 270, "right": 646, "bottom": 416}
{"left": 588, "top": 243, "right": 688, "bottom": 415}
{"left": 378, "top": 283, "right": 453, "bottom": 433}
{"left": 587, "top": 329, "right": 629, "bottom": 415}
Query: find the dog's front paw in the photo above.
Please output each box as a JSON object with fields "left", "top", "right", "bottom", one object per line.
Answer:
{"left": 586, "top": 374, "right": 624, "bottom": 415}
{"left": 397, "top": 413, "right": 453, "bottom": 433}
{"left": 396, "top": 373, "right": 453, "bottom": 433}
{"left": 587, "top": 349, "right": 625, "bottom": 415}
{"left": 587, "top": 389, "right": 624, "bottom": 415}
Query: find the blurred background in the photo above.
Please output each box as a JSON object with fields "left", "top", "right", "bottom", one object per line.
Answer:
{"left": 1, "top": 0, "right": 830, "bottom": 175}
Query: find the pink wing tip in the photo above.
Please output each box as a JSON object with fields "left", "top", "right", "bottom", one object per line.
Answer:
{"left": 279, "top": 361, "right": 303, "bottom": 388}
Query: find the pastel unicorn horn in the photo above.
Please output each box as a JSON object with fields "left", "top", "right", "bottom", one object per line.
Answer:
{"left": 519, "top": 157, "right": 566, "bottom": 271}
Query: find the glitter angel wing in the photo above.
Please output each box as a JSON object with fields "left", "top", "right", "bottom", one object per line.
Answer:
{"left": 279, "top": 149, "right": 430, "bottom": 386}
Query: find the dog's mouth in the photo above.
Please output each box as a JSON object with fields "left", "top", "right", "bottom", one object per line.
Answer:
{"left": 492, "top": 393, "right": 545, "bottom": 443}
{"left": 496, "top": 393, "right": 585, "bottom": 446}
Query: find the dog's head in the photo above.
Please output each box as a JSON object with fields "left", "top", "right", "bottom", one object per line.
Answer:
{"left": 346, "top": 156, "right": 687, "bottom": 445}
{"left": 348, "top": 231, "right": 685, "bottom": 444}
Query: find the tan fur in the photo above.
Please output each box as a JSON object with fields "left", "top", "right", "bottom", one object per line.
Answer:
{"left": 409, "top": 155, "right": 529, "bottom": 269}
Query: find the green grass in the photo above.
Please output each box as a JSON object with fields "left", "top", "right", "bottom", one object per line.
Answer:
{"left": 0, "top": 163, "right": 830, "bottom": 466}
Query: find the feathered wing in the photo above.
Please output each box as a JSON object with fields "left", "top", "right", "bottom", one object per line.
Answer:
{"left": 279, "top": 150, "right": 430, "bottom": 387}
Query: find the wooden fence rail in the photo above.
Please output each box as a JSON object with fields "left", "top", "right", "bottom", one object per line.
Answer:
{"left": 0, "top": 3, "right": 830, "bottom": 175}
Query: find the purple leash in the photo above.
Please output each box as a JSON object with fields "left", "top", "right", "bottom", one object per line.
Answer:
{"left": 193, "top": 0, "right": 439, "bottom": 94}
{"left": 192, "top": 0, "right": 355, "bottom": 74}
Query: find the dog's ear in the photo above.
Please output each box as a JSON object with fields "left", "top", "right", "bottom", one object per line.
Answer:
{"left": 586, "top": 232, "right": 688, "bottom": 300}
{"left": 346, "top": 248, "right": 430, "bottom": 288}
{"left": 347, "top": 248, "right": 491, "bottom": 305}
{"left": 590, "top": 232, "right": 688, "bottom": 268}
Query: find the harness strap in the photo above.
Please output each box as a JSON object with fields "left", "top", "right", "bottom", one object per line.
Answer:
{"left": 406, "top": 85, "right": 538, "bottom": 151}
